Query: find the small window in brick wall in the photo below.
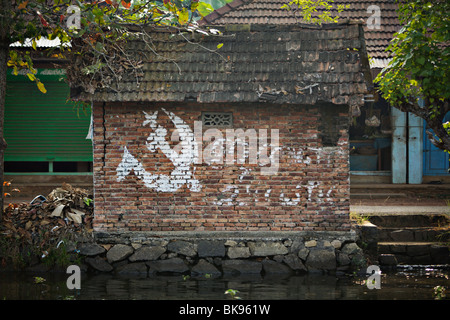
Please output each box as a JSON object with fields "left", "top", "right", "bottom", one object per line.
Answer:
{"left": 201, "top": 112, "right": 233, "bottom": 128}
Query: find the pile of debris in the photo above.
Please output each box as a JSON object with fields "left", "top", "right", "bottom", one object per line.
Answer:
{"left": 1, "top": 183, "right": 94, "bottom": 249}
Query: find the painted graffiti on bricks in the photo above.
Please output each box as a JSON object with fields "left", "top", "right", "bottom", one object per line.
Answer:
{"left": 115, "top": 108, "right": 341, "bottom": 209}
{"left": 116, "top": 108, "right": 280, "bottom": 192}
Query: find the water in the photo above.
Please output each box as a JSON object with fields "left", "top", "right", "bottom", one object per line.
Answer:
{"left": 0, "top": 266, "right": 448, "bottom": 300}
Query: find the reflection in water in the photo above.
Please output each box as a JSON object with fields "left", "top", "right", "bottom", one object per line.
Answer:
{"left": 0, "top": 266, "right": 448, "bottom": 300}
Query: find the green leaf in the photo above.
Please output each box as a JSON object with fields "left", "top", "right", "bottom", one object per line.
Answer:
{"left": 417, "top": 57, "right": 425, "bottom": 65}
{"left": 191, "top": 1, "right": 199, "bottom": 12}
{"left": 196, "top": 2, "right": 214, "bottom": 17}
{"left": 26, "top": 73, "right": 36, "bottom": 81}
{"left": 178, "top": 8, "right": 189, "bottom": 24}
{"left": 95, "top": 42, "right": 103, "bottom": 52}
{"left": 37, "top": 81, "right": 47, "bottom": 94}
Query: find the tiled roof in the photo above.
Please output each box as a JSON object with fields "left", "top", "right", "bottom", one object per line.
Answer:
{"left": 200, "top": 0, "right": 401, "bottom": 67}
{"left": 72, "top": 23, "right": 371, "bottom": 107}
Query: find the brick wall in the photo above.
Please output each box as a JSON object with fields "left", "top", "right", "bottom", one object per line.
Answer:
{"left": 92, "top": 102, "right": 351, "bottom": 233}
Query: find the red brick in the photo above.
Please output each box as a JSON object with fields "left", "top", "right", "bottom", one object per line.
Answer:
{"left": 92, "top": 103, "right": 351, "bottom": 233}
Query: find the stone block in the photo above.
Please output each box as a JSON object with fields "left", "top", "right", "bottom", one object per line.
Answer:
{"left": 107, "top": 244, "right": 134, "bottom": 263}
{"left": 331, "top": 240, "right": 342, "bottom": 249}
{"left": 191, "top": 259, "right": 221, "bottom": 276}
{"left": 262, "top": 259, "right": 294, "bottom": 275}
{"left": 222, "top": 260, "right": 262, "bottom": 275}
{"left": 430, "top": 245, "right": 450, "bottom": 264}
{"left": 283, "top": 254, "right": 307, "bottom": 271}
{"left": 79, "top": 243, "right": 106, "bottom": 256}
{"left": 147, "top": 258, "right": 189, "bottom": 274}
{"left": 225, "top": 240, "right": 237, "bottom": 247}
{"left": 248, "top": 241, "right": 288, "bottom": 256}
{"left": 289, "top": 238, "right": 304, "bottom": 254}
{"left": 129, "top": 245, "right": 166, "bottom": 262}
{"left": 85, "top": 256, "right": 113, "bottom": 272}
{"left": 406, "top": 244, "right": 430, "bottom": 257}
{"left": 390, "top": 230, "right": 414, "bottom": 242}
{"left": 411, "top": 255, "right": 432, "bottom": 264}
{"left": 341, "top": 243, "right": 361, "bottom": 255}
{"left": 198, "top": 240, "right": 226, "bottom": 258}
{"left": 305, "top": 240, "right": 317, "bottom": 248}
{"left": 298, "top": 248, "right": 309, "bottom": 261}
{"left": 359, "top": 222, "right": 378, "bottom": 244}
{"left": 390, "top": 244, "right": 407, "bottom": 253}
{"left": 115, "top": 262, "right": 148, "bottom": 276}
{"left": 227, "top": 246, "right": 251, "bottom": 259}
{"left": 305, "top": 247, "right": 336, "bottom": 271}
{"left": 378, "top": 254, "right": 397, "bottom": 266}
{"left": 168, "top": 240, "right": 197, "bottom": 257}
{"left": 337, "top": 252, "right": 351, "bottom": 266}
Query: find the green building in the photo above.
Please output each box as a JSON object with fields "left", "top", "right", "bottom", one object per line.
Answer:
{"left": 4, "top": 68, "right": 93, "bottom": 200}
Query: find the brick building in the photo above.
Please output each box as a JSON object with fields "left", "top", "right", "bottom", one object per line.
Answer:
{"left": 71, "top": 22, "right": 371, "bottom": 235}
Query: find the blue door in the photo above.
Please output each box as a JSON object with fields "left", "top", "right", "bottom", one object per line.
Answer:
{"left": 423, "top": 112, "right": 450, "bottom": 176}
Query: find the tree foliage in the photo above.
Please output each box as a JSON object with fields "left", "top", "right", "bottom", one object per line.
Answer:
{"left": 375, "top": 0, "right": 450, "bottom": 152}
{"left": 3, "top": 0, "right": 216, "bottom": 93}
{"left": 281, "top": 0, "right": 349, "bottom": 24}
{"left": 0, "top": 0, "right": 219, "bottom": 219}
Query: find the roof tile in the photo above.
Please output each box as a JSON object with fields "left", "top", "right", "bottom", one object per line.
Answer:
{"left": 71, "top": 24, "right": 372, "bottom": 107}
{"left": 200, "top": 0, "right": 401, "bottom": 66}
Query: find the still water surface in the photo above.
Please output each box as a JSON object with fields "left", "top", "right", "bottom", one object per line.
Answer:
{"left": 0, "top": 266, "right": 448, "bottom": 300}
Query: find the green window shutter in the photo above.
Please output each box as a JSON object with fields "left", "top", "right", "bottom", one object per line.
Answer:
{"left": 4, "top": 79, "right": 92, "bottom": 162}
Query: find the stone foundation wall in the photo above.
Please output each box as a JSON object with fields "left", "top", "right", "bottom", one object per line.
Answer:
{"left": 73, "top": 231, "right": 366, "bottom": 275}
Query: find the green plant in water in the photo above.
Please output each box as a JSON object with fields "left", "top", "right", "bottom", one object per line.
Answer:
{"left": 433, "top": 286, "right": 446, "bottom": 300}
{"left": 225, "top": 289, "right": 241, "bottom": 300}
{"left": 34, "top": 276, "right": 46, "bottom": 284}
